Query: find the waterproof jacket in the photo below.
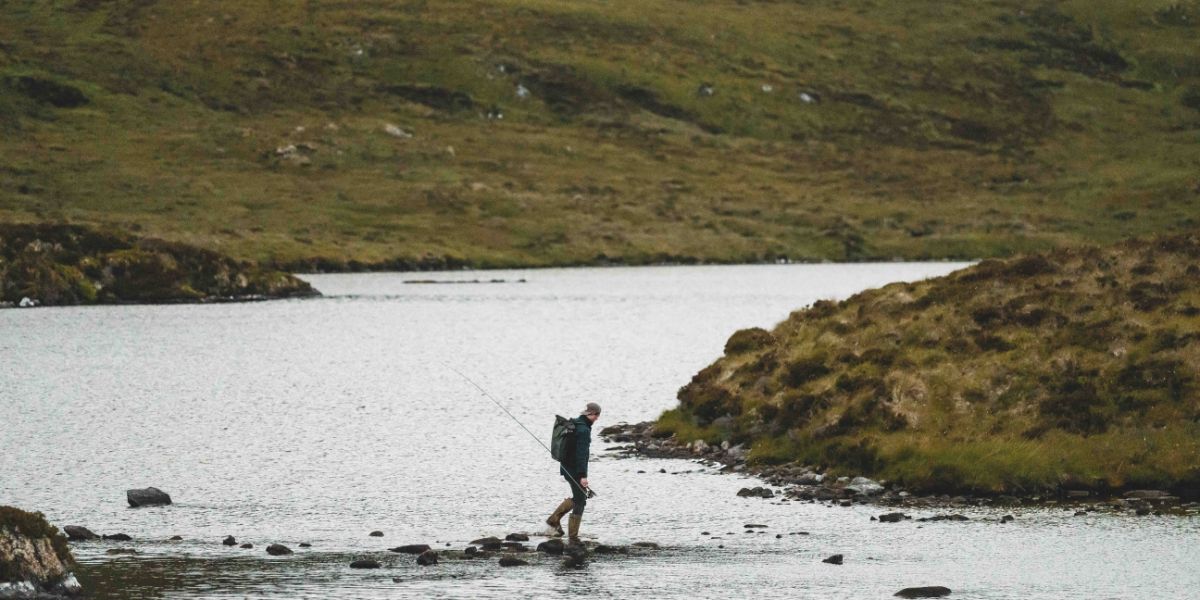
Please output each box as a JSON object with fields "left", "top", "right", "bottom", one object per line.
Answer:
{"left": 560, "top": 415, "right": 591, "bottom": 479}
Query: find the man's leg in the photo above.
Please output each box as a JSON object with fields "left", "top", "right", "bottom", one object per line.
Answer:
{"left": 546, "top": 498, "right": 573, "bottom": 536}
{"left": 567, "top": 476, "right": 587, "bottom": 544}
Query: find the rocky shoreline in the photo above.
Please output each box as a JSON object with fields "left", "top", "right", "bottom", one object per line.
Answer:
{"left": 600, "top": 422, "right": 1200, "bottom": 516}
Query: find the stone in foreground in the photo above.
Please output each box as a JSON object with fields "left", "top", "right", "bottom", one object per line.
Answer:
{"left": 895, "top": 586, "right": 952, "bottom": 598}
{"left": 0, "top": 506, "right": 82, "bottom": 598}
{"left": 126, "top": 487, "right": 172, "bottom": 508}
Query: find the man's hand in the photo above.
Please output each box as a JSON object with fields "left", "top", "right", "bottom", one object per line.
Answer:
{"left": 580, "top": 477, "right": 589, "bottom": 489}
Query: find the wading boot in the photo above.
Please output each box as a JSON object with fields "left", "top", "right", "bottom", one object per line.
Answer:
{"left": 546, "top": 498, "right": 573, "bottom": 537}
{"left": 567, "top": 513, "right": 582, "bottom": 546}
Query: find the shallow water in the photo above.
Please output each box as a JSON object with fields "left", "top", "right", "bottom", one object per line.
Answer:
{"left": 4, "top": 262, "right": 1198, "bottom": 599}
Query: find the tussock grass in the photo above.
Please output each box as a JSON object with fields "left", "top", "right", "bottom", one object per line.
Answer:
{"left": 661, "top": 233, "right": 1200, "bottom": 494}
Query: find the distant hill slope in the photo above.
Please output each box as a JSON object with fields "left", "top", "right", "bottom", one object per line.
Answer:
{"left": 658, "top": 232, "right": 1200, "bottom": 495}
{"left": 1, "top": 1, "right": 1198, "bottom": 268}
{"left": 0, "top": 223, "right": 316, "bottom": 306}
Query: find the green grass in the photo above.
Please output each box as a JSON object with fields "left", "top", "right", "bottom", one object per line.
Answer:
{"left": 661, "top": 232, "right": 1200, "bottom": 495}
{"left": 1, "top": 0, "right": 1198, "bottom": 268}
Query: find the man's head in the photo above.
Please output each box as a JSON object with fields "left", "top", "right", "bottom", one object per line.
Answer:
{"left": 582, "top": 402, "right": 602, "bottom": 423}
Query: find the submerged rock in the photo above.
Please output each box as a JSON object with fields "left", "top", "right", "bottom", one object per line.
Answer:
{"left": 369, "top": 531, "right": 384, "bottom": 537}
{"left": 222, "top": 536, "right": 237, "bottom": 546}
{"left": 416, "top": 550, "right": 439, "bottom": 566}
{"left": 105, "top": 548, "right": 138, "bottom": 555}
{"left": 240, "top": 543, "right": 253, "bottom": 549}
{"left": 350, "top": 559, "right": 381, "bottom": 569}
{"left": 126, "top": 487, "right": 172, "bottom": 508}
{"left": 895, "top": 586, "right": 952, "bottom": 598}
{"left": 388, "top": 544, "right": 431, "bottom": 554}
{"left": 536, "top": 539, "right": 565, "bottom": 555}
{"left": 102, "top": 533, "right": 132, "bottom": 542}
{"left": 823, "top": 554, "right": 844, "bottom": 565}
{"left": 878, "top": 512, "right": 908, "bottom": 523}
{"left": 169, "top": 536, "right": 183, "bottom": 541}
{"left": 62, "top": 526, "right": 97, "bottom": 541}
{"left": 0, "top": 506, "right": 82, "bottom": 598}
{"left": 266, "top": 544, "right": 292, "bottom": 556}
{"left": 498, "top": 556, "right": 528, "bottom": 567}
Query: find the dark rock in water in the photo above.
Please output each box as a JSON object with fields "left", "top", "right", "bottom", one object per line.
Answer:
{"left": 743, "top": 524, "right": 768, "bottom": 529}
{"left": 562, "top": 543, "right": 588, "bottom": 568}
{"left": 103, "top": 533, "right": 132, "bottom": 542}
{"left": 895, "top": 586, "right": 952, "bottom": 598}
{"left": 1135, "top": 507, "right": 1151, "bottom": 516}
{"left": 222, "top": 536, "right": 237, "bottom": 546}
{"left": 469, "top": 536, "right": 502, "bottom": 546}
{"left": 632, "top": 541, "right": 660, "bottom": 549}
{"left": 839, "top": 500, "right": 853, "bottom": 507}
{"left": 823, "top": 554, "right": 844, "bottom": 565}
{"left": 737, "top": 486, "right": 774, "bottom": 498}
{"left": 465, "top": 546, "right": 478, "bottom": 555}
{"left": 350, "top": 559, "right": 381, "bottom": 569}
{"left": 416, "top": 550, "right": 439, "bottom": 566}
{"left": 299, "top": 543, "right": 312, "bottom": 548}
{"left": 593, "top": 544, "right": 628, "bottom": 554}
{"left": 63, "top": 526, "right": 98, "bottom": 541}
{"left": 105, "top": 548, "right": 138, "bottom": 555}
{"left": 1074, "top": 511, "right": 1088, "bottom": 517}
{"left": 501, "top": 542, "right": 528, "bottom": 552}
{"left": 916, "top": 514, "right": 969, "bottom": 522}
{"left": 169, "top": 536, "right": 183, "bottom": 541}
{"left": 389, "top": 544, "right": 431, "bottom": 554}
{"left": 536, "top": 539, "right": 565, "bottom": 555}
{"left": 369, "top": 531, "right": 384, "bottom": 537}
{"left": 878, "top": 512, "right": 908, "bottom": 523}
{"left": 266, "top": 544, "right": 292, "bottom": 556}
{"left": 127, "top": 487, "right": 172, "bottom": 507}
{"left": 240, "top": 543, "right": 253, "bottom": 549}
{"left": 505, "top": 533, "right": 529, "bottom": 542}
{"left": 498, "top": 556, "right": 529, "bottom": 567}
{"left": 1000, "top": 515, "right": 1015, "bottom": 523}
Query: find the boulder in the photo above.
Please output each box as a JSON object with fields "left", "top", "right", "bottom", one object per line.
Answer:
{"left": 350, "top": 559, "right": 381, "bottom": 569}
{"left": 846, "top": 477, "right": 885, "bottom": 496}
{"left": 126, "top": 487, "right": 172, "bottom": 508}
{"left": 895, "top": 586, "right": 952, "bottom": 598}
{"left": 222, "top": 536, "right": 237, "bottom": 546}
{"left": 388, "top": 544, "right": 431, "bottom": 554}
{"left": 102, "top": 534, "right": 132, "bottom": 542}
{"left": 505, "top": 533, "right": 529, "bottom": 542}
{"left": 265, "top": 544, "right": 292, "bottom": 556}
{"left": 0, "top": 506, "right": 82, "bottom": 598}
{"left": 498, "top": 556, "right": 528, "bottom": 567}
{"left": 736, "top": 487, "right": 774, "bottom": 498}
{"left": 878, "top": 512, "right": 908, "bottom": 523}
{"left": 240, "top": 543, "right": 253, "bottom": 549}
{"left": 823, "top": 554, "right": 844, "bottom": 565}
{"left": 369, "top": 531, "right": 384, "bottom": 537}
{"left": 62, "top": 527, "right": 97, "bottom": 541}
{"left": 536, "top": 539, "right": 565, "bottom": 555}
{"left": 469, "top": 536, "right": 502, "bottom": 546}
{"left": 416, "top": 550, "right": 438, "bottom": 566}
{"left": 1000, "top": 515, "right": 1015, "bottom": 523}
{"left": 169, "top": 536, "right": 183, "bottom": 541}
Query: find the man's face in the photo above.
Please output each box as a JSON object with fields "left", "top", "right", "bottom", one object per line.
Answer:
{"left": 587, "top": 412, "right": 600, "bottom": 424}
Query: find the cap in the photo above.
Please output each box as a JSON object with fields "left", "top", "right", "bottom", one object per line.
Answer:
{"left": 583, "top": 402, "right": 602, "bottom": 416}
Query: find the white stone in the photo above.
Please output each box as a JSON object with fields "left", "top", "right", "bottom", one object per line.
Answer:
{"left": 515, "top": 84, "right": 530, "bottom": 99}
{"left": 384, "top": 124, "right": 412, "bottom": 138}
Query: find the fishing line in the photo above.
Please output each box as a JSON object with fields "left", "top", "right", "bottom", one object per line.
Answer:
{"left": 443, "top": 363, "right": 593, "bottom": 496}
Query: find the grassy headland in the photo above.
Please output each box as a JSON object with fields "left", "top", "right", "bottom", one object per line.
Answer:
{"left": 0, "top": 223, "right": 315, "bottom": 306}
{"left": 1, "top": 1, "right": 1199, "bottom": 269}
{"left": 656, "top": 233, "right": 1200, "bottom": 496}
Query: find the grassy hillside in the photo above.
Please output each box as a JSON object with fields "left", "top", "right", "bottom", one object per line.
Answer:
{"left": 1, "top": 0, "right": 1198, "bottom": 268}
{"left": 657, "top": 232, "right": 1200, "bottom": 495}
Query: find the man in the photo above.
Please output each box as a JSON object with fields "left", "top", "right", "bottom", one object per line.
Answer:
{"left": 546, "top": 402, "right": 600, "bottom": 544}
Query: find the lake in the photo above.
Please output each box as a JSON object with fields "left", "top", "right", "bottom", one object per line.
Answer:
{"left": 3, "top": 262, "right": 1197, "bottom": 599}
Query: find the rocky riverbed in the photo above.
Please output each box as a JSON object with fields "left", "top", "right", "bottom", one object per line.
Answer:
{"left": 600, "top": 422, "right": 1200, "bottom": 517}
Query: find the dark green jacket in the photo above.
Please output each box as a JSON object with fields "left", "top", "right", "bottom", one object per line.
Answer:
{"left": 560, "top": 416, "right": 591, "bottom": 479}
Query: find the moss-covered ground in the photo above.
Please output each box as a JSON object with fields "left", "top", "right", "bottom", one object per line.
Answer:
{"left": 658, "top": 232, "right": 1200, "bottom": 495}
{"left": 1, "top": 1, "right": 1198, "bottom": 268}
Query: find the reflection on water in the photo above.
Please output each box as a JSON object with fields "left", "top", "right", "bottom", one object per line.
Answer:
{"left": 5, "top": 263, "right": 1199, "bottom": 598}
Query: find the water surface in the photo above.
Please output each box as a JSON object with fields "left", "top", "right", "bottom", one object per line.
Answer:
{"left": 4, "top": 263, "right": 1197, "bottom": 598}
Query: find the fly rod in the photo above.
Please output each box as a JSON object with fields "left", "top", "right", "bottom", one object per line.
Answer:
{"left": 444, "top": 363, "right": 595, "bottom": 498}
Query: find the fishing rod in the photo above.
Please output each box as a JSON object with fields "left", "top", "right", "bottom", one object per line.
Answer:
{"left": 443, "top": 364, "right": 596, "bottom": 498}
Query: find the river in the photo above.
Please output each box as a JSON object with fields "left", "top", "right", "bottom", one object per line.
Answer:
{"left": 3, "top": 262, "right": 1197, "bottom": 599}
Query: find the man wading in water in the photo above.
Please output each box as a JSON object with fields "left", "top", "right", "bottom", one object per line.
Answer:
{"left": 547, "top": 402, "right": 600, "bottom": 544}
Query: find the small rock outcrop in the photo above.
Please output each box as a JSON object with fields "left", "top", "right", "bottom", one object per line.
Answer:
{"left": 416, "top": 550, "right": 438, "bottom": 566}
{"left": 0, "top": 506, "right": 82, "bottom": 598}
{"left": 61, "top": 527, "right": 97, "bottom": 542}
{"left": 895, "top": 586, "right": 952, "bottom": 598}
{"left": 265, "top": 544, "right": 292, "bottom": 556}
{"left": 126, "top": 488, "right": 172, "bottom": 508}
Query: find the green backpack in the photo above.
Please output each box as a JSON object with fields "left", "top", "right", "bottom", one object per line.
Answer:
{"left": 550, "top": 415, "right": 576, "bottom": 463}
